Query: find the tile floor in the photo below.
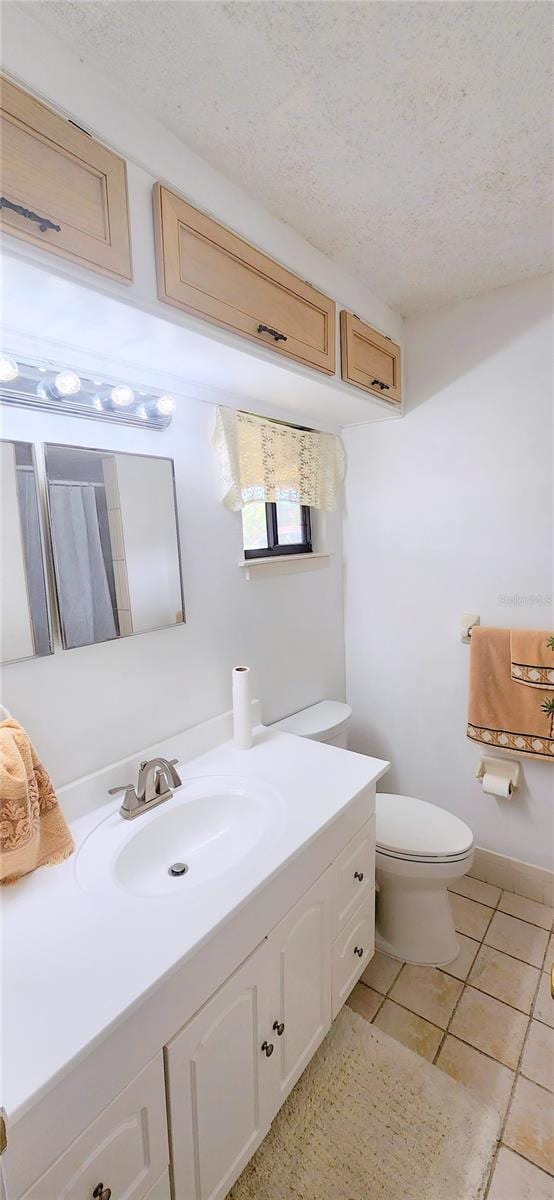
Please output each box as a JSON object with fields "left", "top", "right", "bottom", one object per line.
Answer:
{"left": 346, "top": 873, "right": 554, "bottom": 1198}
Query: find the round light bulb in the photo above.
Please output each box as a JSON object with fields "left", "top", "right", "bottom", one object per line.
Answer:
{"left": 54, "top": 369, "right": 81, "bottom": 397}
{"left": 0, "top": 355, "right": 19, "bottom": 383}
{"left": 110, "top": 384, "right": 135, "bottom": 408}
{"left": 156, "top": 394, "right": 176, "bottom": 417}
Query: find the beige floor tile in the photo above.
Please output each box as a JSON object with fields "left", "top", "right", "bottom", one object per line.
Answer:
{"left": 346, "top": 982, "right": 382, "bottom": 1023}
{"left": 488, "top": 1146, "right": 554, "bottom": 1200}
{"left": 448, "top": 875, "right": 501, "bottom": 907}
{"left": 436, "top": 1035, "right": 514, "bottom": 1118}
{"left": 534, "top": 972, "right": 554, "bottom": 1028}
{"left": 504, "top": 1075, "right": 554, "bottom": 1174}
{"left": 521, "top": 1021, "right": 554, "bottom": 1092}
{"left": 372, "top": 999, "right": 442, "bottom": 1062}
{"left": 440, "top": 934, "right": 480, "bottom": 982}
{"left": 449, "top": 892, "right": 493, "bottom": 939}
{"left": 449, "top": 986, "right": 528, "bottom": 1069}
{"left": 360, "top": 950, "right": 403, "bottom": 995}
{"left": 389, "top": 963, "right": 463, "bottom": 1029}
{"left": 500, "top": 892, "right": 554, "bottom": 931}
{"left": 485, "top": 911, "right": 549, "bottom": 968}
{"left": 469, "top": 944, "right": 540, "bottom": 1014}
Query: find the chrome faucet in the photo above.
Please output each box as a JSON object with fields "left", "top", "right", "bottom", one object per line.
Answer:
{"left": 109, "top": 757, "right": 182, "bottom": 820}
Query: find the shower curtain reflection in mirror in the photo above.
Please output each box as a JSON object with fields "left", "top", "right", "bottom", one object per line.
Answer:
{"left": 1, "top": 440, "right": 52, "bottom": 664}
{"left": 45, "top": 444, "right": 184, "bottom": 650}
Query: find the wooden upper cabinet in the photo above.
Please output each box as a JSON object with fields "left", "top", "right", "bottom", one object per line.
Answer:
{"left": 0, "top": 76, "right": 132, "bottom": 282}
{"left": 340, "top": 311, "right": 401, "bottom": 404}
{"left": 153, "top": 183, "right": 336, "bottom": 374}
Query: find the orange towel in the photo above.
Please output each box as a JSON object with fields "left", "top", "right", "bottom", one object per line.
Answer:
{"left": 510, "top": 630, "right": 554, "bottom": 690}
{"left": 0, "top": 719, "right": 74, "bottom": 885}
{"left": 467, "top": 628, "right": 554, "bottom": 762}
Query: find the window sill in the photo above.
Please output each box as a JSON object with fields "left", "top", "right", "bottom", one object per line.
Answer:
{"left": 238, "top": 552, "right": 331, "bottom": 580}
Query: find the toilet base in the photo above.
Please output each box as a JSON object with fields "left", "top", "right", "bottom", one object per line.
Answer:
{"left": 375, "top": 850, "right": 474, "bottom": 967}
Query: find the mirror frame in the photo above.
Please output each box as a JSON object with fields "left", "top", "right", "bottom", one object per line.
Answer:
{"left": 1, "top": 438, "right": 54, "bottom": 665}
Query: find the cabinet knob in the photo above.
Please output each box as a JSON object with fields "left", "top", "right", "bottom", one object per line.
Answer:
{"left": 354, "top": 870, "right": 364, "bottom": 882}
{"left": 371, "top": 378, "right": 391, "bottom": 391}
{"left": 261, "top": 1040, "right": 274, "bottom": 1057}
{"left": 257, "top": 323, "right": 288, "bottom": 344}
{"left": 272, "top": 1020, "right": 285, "bottom": 1036}
{"left": 92, "top": 1186, "right": 112, "bottom": 1200}
{"left": 354, "top": 946, "right": 364, "bottom": 958}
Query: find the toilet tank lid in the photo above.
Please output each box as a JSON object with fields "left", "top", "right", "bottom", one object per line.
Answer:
{"left": 272, "top": 700, "right": 352, "bottom": 742}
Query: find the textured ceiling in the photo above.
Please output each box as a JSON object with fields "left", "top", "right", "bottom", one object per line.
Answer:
{"left": 16, "top": 1, "right": 554, "bottom": 315}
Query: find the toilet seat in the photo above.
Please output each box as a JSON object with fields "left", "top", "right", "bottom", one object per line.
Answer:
{"left": 376, "top": 793, "right": 474, "bottom": 865}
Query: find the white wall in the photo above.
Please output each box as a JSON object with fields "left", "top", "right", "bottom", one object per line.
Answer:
{"left": 343, "top": 274, "right": 553, "bottom": 869}
{"left": 0, "top": 441, "right": 34, "bottom": 661}
{"left": 1, "top": 399, "right": 345, "bottom": 786}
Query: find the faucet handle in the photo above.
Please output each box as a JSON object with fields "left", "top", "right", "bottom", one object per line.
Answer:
{"left": 108, "top": 784, "right": 129, "bottom": 796}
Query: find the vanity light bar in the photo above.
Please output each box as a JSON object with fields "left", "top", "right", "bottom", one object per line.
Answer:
{"left": 0, "top": 353, "right": 177, "bottom": 430}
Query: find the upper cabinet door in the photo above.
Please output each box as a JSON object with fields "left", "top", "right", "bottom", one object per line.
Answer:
{"left": 0, "top": 76, "right": 132, "bottom": 282}
{"left": 340, "top": 311, "right": 401, "bottom": 404}
{"left": 153, "top": 183, "right": 336, "bottom": 374}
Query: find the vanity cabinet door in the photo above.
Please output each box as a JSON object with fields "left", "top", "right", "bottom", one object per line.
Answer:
{"left": 165, "top": 940, "right": 276, "bottom": 1200}
{"left": 267, "top": 870, "right": 332, "bottom": 1105}
{"left": 21, "top": 1055, "right": 168, "bottom": 1200}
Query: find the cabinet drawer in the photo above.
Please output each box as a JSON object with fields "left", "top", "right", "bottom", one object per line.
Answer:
{"left": 153, "top": 184, "right": 335, "bottom": 374}
{"left": 21, "top": 1055, "right": 168, "bottom": 1200}
{"left": 332, "top": 894, "right": 375, "bottom": 1018}
{"left": 333, "top": 816, "right": 375, "bottom": 935}
{"left": 1, "top": 76, "right": 132, "bottom": 282}
{"left": 340, "top": 311, "right": 401, "bottom": 404}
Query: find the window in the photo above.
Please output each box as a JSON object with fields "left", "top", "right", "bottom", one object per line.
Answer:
{"left": 242, "top": 500, "right": 312, "bottom": 559}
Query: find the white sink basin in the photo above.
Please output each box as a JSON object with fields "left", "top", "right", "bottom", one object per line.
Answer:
{"left": 76, "top": 774, "right": 283, "bottom": 898}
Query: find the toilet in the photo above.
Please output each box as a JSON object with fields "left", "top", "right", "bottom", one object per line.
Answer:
{"left": 272, "top": 701, "right": 474, "bottom": 967}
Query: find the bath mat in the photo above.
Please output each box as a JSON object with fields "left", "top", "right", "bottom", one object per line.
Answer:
{"left": 227, "top": 1005, "right": 500, "bottom": 1200}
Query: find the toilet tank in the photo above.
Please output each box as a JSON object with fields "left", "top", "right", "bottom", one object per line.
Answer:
{"left": 271, "top": 700, "right": 352, "bottom": 749}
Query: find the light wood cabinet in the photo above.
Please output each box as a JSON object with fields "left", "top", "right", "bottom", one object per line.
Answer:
{"left": 340, "top": 310, "right": 401, "bottom": 404}
{"left": 21, "top": 1056, "right": 168, "bottom": 1200}
{"left": 153, "top": 183, "right": 336, "bottom": 374}
{"left": 0, "top": 76, "right": 132, "bottom": 282}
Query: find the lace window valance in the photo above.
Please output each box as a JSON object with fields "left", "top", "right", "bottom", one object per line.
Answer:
{"left": 211, "top": 408, "right": 346, "bottom": 512}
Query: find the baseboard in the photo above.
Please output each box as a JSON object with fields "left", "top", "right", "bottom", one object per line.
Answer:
{"left": 469, "top": 847, "right": 554, "bottom": 908}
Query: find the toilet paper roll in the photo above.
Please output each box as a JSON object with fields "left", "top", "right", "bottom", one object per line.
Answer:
{"left": 481, "top": 772, "right": 512, "bottom": 798}
{"left": 232, "top": 665, "right": 253, "bottom": 750}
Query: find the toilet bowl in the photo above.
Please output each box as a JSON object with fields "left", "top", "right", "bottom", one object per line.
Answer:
{"left": 272, "top": 701, "right": 474, "bottom": 966}
{"left": 375, "top": 793, "right": 474, "bottom": 965}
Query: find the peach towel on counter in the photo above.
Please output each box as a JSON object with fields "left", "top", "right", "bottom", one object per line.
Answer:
{"left": 0, "top": 719, "right": 74, "bottom": 885}
{"left": 510, "top": 630, "right": 554, "bottom": 690}
{"left": 467, "top": 628, "right": 554, "bottom": 762}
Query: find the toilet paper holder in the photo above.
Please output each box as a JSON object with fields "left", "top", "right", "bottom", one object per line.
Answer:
{"left": 476, "top": 757, "right": 520, "bottom": 795}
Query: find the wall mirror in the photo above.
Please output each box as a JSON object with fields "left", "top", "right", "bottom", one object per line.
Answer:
{"left": 44, "top": 444, "right": 185, "bottom": 650}
{"left": 1, "top": 440, "right": 52, "bottom": 663}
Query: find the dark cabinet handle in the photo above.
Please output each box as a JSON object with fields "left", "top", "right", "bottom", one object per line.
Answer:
{"left": 354, "top": 870, "right": 364, "bottom": 882}
{"left": 273, "top": 1020, "right": 285, "bottom": 1036}
{"left": 257, "top": 323, "right": 288, "bottom": 344}
{"left": 261, "top": 1040, "right": 274, "bottom": 1057}
{"left": 92, "top": 1186, "right": 112, "bottom": 1200}
{"left": 0, "top": 197, "right": 61, "bottom": 234}
{"left": 354, "top": 946, "right": 364, "bottom": 958}
{"left": 371, "top": 378, "right": 391, "bottom": 391}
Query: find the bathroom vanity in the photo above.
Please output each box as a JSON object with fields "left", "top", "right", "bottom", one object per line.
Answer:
{"left": 2, "top": 713, "right": 388, "bottom": 1200}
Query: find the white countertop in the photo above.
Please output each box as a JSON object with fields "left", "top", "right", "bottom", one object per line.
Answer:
{"left": 2, "top": 725, "right": 388, "bottom": 1123}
